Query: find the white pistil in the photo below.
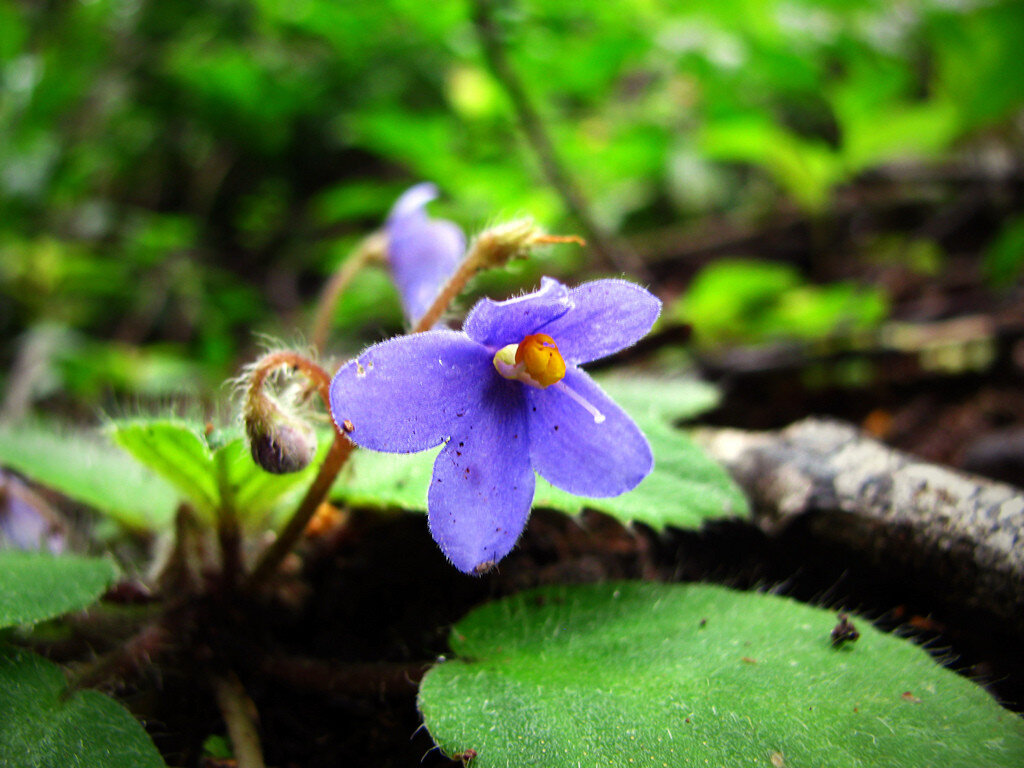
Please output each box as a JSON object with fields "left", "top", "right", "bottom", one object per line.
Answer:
{"left": 554, "top": 381, "right": 606, "bottom": 423}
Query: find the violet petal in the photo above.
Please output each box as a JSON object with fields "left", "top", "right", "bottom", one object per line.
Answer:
{"left": 536, "top": 279, "right": 661, "bottom": 364}
{"left": 329, "top": 331, "right": 493, "bottom": 453}
{"left": 427, "top": 378, "right": 534, "bottom": 574}
{"left": 463, "top": 277, "right": 573, "bottom": 349}
{"left": 526, "top": 367, "right": 652, "bottom": 497}
{"left": 386, "top": 184, "right": 465, "bottom": 325}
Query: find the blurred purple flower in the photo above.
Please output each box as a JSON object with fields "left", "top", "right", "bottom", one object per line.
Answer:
{"left": 329, "top": 277, "right": 660, "bottom": 574}
{"left": 0, "top": 471, "right": 66, "bottom": 553}
{"left": 386, "top": 183, "right": 465, "bottom": 326}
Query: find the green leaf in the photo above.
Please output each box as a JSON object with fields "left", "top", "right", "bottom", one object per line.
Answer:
{"left": 0, "top": 422, "right": 178, "bottom": 531}
{"left": 533, "top": 418, "right": 748, "bottom": 529}
{"left": 0, "top": 646, "right": 166, "bottom": 767}
{"left": 334, "top": 375, "right": 746, "bottom": 529}
{"left": 0, "top": 551, "right": 118, "bottom": 629}
{"left": 591, "top": 374, "right": 720, "bottom": 424}
{"left": 420, "top": 583, "right": 1024, "bottom": 768}
{"left": 111, "top": 421, "right": 219, "bottom": 522}
{"left": 983, "top": 214, "right": 1024, "bottom": 288}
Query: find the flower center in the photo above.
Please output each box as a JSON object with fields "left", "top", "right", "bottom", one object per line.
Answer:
{"left": 493, "top": 333, "right": 566, "bottom": 388}
{"left": 493, "top": 334, "right": 606, "bottom": 423}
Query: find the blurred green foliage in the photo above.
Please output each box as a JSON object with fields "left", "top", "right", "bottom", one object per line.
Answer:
{"left": 676, "top": 259, "right": 889, "bottom": 346}
{"left": 1, "top": 0, "right": 1021, "bottom": 410}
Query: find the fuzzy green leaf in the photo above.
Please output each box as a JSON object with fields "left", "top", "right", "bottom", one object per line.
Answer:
{"left": 0, "top": 646, "right": 166, "bottom": 767}
{"left": 0, "top": 422, "right": 178, "bottom": 531}
{"left": 111, "top": 421, "right": 218, "bottom": 522}
{"left": 0, "top": 551, "right": 119, "bottom": 629}
{"left": 420, "top": 583, "right": 1024, "bottom": 768}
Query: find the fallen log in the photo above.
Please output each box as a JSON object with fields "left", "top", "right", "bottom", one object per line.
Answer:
{"left": 695, "top": 418, "right": 1024, "bottom": 629}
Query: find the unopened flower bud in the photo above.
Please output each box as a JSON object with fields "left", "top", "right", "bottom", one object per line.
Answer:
{"left": 244, "top": 393, "right": 317, "bottom": 474}
{"left": 471, "top": 219, "right": 585, "bottom": 269}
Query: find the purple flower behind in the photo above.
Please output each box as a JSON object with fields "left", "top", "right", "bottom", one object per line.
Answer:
{"left": 386, "top": 183, "right": 465, "bottom": 326}
{"left": 329, "top": 277, "right": 660, "bottom": 574}
{"left": 0, "top": 471, "right": 66, "bottom": 553}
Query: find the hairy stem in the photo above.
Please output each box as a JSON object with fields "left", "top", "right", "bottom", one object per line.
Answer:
{"left": 471, "top": 0, "right": 648, "bottom": 279}
{"left": 246, "top": 351, "right": 333, "bottom": 414}
{"left": 213, "top": 673, "right": 267, "bottom": 768}
{"left": 310, "top": 231, "right": 387, "bottom": 353}
{"left": 245, "top": 434, "right": 354, "bottom": 591}
{"left": 412, "top": 250, "right": 486, "bottom": 333}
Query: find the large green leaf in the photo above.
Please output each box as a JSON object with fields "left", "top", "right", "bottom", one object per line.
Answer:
{"left": 0, "top": 646, "right": 166, "bottom": 767}
{"left": 420, "top": 583, "right": 1024, "bottom": 768}
{"left": 0, "top": 422, "right": 178, "bottom": 531}
{"left": 111, "top": 421, "right": 219, "bottom": 521}
{"left": 0, "top": 551, "right": 118, "bottom": 629}
{"left": 334, "top": 375, "right": 746, "bottom": 529}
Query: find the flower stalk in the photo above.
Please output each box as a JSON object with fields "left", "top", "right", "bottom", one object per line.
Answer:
{"left": 412, "top": 220, "right": 583, "bottom": 333}
{"left": 242, "top": 350, "right": 356, "bottom": 591}
{"left": 310, "top": 231, "right": 387, "bottom": 354}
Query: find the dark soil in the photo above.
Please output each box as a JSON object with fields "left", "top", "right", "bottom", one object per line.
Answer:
{"left": 128, "top": 493, "right": 1023, "bottom": 768}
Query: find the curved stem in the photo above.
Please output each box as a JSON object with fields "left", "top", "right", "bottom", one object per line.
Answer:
{"left": 246, "top": 351, "right": 333, "bottom": 416}
{"left": 412, "top": 252, "right": 485, "bottom": 333}
{"left": 310, "top": 232, "right": 387, "bottom": 354}
{"left": 244, "top": 434, "right": 354, "bottom": 592}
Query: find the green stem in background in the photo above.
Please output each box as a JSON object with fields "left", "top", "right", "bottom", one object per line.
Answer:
{"left": 212, "top": 673, "right": 267, "bottom": 768}
{"left": 471, "top": 0, "right": 649, "bottom": 280}
{"left": 310, "top": 231, "right": 387, "bottom": 354}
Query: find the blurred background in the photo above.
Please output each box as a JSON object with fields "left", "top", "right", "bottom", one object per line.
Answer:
{"left": 2, "top": 0, "right": 1023, "bottom": 474}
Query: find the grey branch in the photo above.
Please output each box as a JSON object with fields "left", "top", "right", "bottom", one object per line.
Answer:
{"left": 696, "top": 418, "right": 1024, "bottom": 628}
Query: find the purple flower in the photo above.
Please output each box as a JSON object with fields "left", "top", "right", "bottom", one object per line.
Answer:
{"left": 386, "top": 183, "right": 465, "bottom": 325}
{"left": 1, "top": 472, "right": 66, "bottom": 553}
{"left": 329, "top": 277, "right": 661, "bottom": 574}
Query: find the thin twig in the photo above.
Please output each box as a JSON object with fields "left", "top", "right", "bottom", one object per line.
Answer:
{"left": 213, "top": 673, "right": 267, "bottom": 768}
{"left": 310, "top": 231, "right": 387, "bottom": 354}
{"left": 471, "top": 0, "right": 648, "bottom": 279}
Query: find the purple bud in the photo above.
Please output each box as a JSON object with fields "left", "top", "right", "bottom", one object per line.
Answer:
{"left": 244, "top": 396, "right": 317, "bottom": 474}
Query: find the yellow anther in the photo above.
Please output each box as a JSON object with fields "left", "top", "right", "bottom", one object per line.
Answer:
{"left": 493, "top": 333, "right": 566, "bottom": 389}
{"left": 515, "top": 334, "right": 566, "bottom": 388}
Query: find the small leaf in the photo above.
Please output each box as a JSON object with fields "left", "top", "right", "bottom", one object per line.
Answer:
{"left": 0, "top": 551, "right": 119, "bottom": 629}
{"left": 420, "top": 583, "right": 1024, "bottom": 768}
{"left": 0, "top": 422, "right": 178, "bottom": 531}
{"left": 111, "top": 420, "right": 219, "bottom": 522}
{"left": 0, "top": 646, "right": 166, "bottom": 767}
